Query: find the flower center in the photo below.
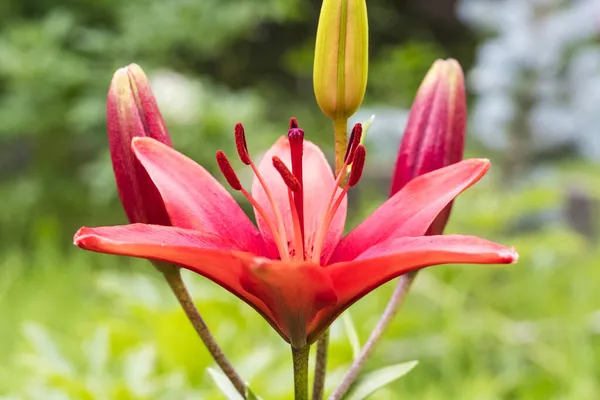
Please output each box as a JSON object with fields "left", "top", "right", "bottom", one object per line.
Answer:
{"left": 216, "top": 119, "right": 366, "bottom": 263}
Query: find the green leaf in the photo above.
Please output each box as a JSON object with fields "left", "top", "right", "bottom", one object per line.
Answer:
{"left": 345, "top": 361, "right": 419, "bottom": 400}
{"left": 342, "top": 311, "right": 361, "bottom": 360}
{"left": 245, "top": 386, "right": 264, "bottom": 400}
{"left": 361, "top": 114, "right": 375, "bottom": 141}
{"left": 207, "top": 368, "right": 244, "bottom": 400}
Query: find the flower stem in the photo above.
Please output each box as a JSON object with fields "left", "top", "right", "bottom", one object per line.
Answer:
{"left": 333, "top": 117, "right": 348, "bottom": 175}
{"left": 312, "top": 330, "right": 329, "bottom": 400}
{"left": 329, "top": 272, "right": 417, "bottom": 400}
{"left": 292, "top": 345, "right": 310, "bottom": 400}
{"left": 161, "top": 267, "right": 247, "bottom": 398}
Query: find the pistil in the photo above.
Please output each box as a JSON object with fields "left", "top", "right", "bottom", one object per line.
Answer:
{"left": 288, "top": 118, "right": 305, "bottom": 247}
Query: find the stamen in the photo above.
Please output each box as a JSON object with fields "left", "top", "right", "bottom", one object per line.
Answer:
{"left": 234, "top": 123, "right": 251, "bottom": 165}
{"left": 249, "top": 159, "right": 290, "bottom": 259}
{"left": 273, "top": 156, "right": 301, "bottom": 192}
{"left": 232, "top": 123, "right": 291, "bottom": 259}
{"left": 288, "top": 123, "right": 305, "bottom": 244}
{"left": 310, "top": 142, "right": 366, "bottom": 263}
{"left": 240, "top": 188, "right": 290, "bottom": 261}
{"left": 348, "top": 145, "right": 366, "bottom": 187}
{"left": 311, "top": 185, "right": 350, "bottom": 263}
{"left": 216, "top": 151, "right": 242, "bottom": 190}
{"left": 344, "top": 123, "right": 363, "bottom": 163}
{"left": 216, "top": 149, "right": 289, "bottom": 260}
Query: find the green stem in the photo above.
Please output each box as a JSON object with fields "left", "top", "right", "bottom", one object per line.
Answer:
{"left": 333, "top": 117, "right": 348, "bottom": 175}
{"left": 292, "top": 346, "right": 310, "bottom": 400}
{"left": 161, "top": 267, "right": 247, "bottom": 398}
{"left": 312, "top": 330, "right": 329, "bottom": 400}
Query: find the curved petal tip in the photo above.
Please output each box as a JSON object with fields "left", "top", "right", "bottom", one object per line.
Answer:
{"left": 505, "top": 247, "right": 519, "bottom": 264}
{"left": 73, "top": 227, "right": 90, "bottom": 246}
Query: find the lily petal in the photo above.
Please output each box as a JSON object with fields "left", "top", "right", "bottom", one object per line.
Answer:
{"left": 240, "top": 261, "right": 337, "bottom": 348}
{"left": 74, "top": 224, "right": 339, "bottom": 345}
{"left": 309, "top": 235, "right": 517, "bottom": 341}
{"left": 252, "top": 137, "right": 346, "bottom": 261}
{"left": 132, "top": 137, "right": 266, "bottom": 254}
{"left": 74, "top": 224, "right": 281, "bottom": 335}
{"left": 329, "top": 158, "right": 489, "bottom": 263}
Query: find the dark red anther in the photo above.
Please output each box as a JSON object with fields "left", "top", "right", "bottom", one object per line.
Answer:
{"left": 234, "top": 123, "right": 251, "bottom": 165}
{"left": 289, "top": 117, "right": 299, "bottom": 129}
{"left": 273, "top": 156, "right": 301, "bottom": 192}
{"left": 216, "top": 150, "right": 242, "bottom": 190}
{"left": 344, "top": 123, "right": 363, "bottom": 162}
{"left": 348, "top": 145, "right": 366, "bottom": 187}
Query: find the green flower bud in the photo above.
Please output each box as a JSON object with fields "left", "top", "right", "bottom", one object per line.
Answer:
{"left": 314, "top": 0, "right": 368, "bottom": 173}
{"left": 313, "top": 0, "right": 369, "bottom": 122}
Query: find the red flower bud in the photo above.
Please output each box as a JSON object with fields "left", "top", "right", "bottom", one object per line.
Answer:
{"left": 107, "top": 64, "right": 172, "bottom": 225}
{"left": 390, "top": 59, "right": 466, "bottom": 234}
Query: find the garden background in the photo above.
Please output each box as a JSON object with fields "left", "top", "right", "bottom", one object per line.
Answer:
{"left": 0, "top": 0, "right": 599, "bottom": 398}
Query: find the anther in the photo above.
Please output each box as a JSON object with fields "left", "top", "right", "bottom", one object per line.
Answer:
{"left": 273, "top": 156, "right": 301, "bottom": 192}
{"left": 348, "top": 145, "right": 366, "bottom": 187}
{"left": 289, "top": 117, "right": 299, "bottom": 129}
{"left": 344, "top": 123, "right": 363, "bottom": 162}
{"left": 216, "top": 150, "right": 242, "bottom": 190}
{"left": 234, "top": 123, "right": 251, "bottom": 165}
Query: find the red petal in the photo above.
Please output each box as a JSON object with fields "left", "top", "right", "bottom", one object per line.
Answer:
{"left": 74, "top": 224, "right": 279, "bottom": 334}
{"left": 251, "top": 137, "right": 346, "bottom": 261}
{"left": 74, "top": 224, "right": 337, "bottom": 346}
{"left": 240, "top": 261, "right": 337, "bottom": 348}
{"left": 132, "top": 137, "right": 266, "bottom": 255}
{"left": 329, "top": 159, "right": 489, "bottom": 263}
{"left": 309, "top": 235, "right": 517, "bottom": 341}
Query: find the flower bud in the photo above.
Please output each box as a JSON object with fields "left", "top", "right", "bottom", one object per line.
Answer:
{"left": 107, "top": 64, "right": 172, "bottom": 225}
{"left": 313, "top": 0, "right": 369, "bottom": 121}
{"left": 390, "top": 59, "right": 466, "bottom": 234}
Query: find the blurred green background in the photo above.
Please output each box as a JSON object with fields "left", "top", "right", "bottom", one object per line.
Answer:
{"left": 1, "top": 0, "right": 599, "bottom": 398}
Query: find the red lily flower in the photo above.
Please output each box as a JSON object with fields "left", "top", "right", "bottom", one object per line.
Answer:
{"left": 74, "top": 121, "right": 517, "bottom": 348}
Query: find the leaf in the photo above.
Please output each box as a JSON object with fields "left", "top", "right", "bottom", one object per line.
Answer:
{"left": 342, "top": 311, "right": 361, "bottom": 360}
{"left": 245, "top": 386, "right": 264, "bottom": 400}
{"left": 345, "top": 361, "right": 418, "bottom": 400}
{"left": 21, "top": 322, "right": 72, "bottom": 375}
{"left": 123, "top": 344, "right": 157, "bottom": 396}
{"left": 361, "top": 114, "right": 375, "bottom": 142}
{"left": 83, "top": 326, "right": 109, "bottom": 375}
{"left": 207, "top": 368, "right": 244, "bottom": 400}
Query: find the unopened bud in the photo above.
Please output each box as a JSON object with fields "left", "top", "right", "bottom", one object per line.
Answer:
{"left": 390, "top": 59, "right": 466, "bottom": 234}
{"left": 107, "top": 64, "right": 172, "bottom": 224}
{"left": 313, "top": 0, "right": 369, "bottom": 121}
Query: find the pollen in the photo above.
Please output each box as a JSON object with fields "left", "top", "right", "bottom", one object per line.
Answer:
{"left": 234, "top": 123, "right": 251, "bottom": 165}
{"left": 216, "top": 150, "right": 242, "bottom": 191}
